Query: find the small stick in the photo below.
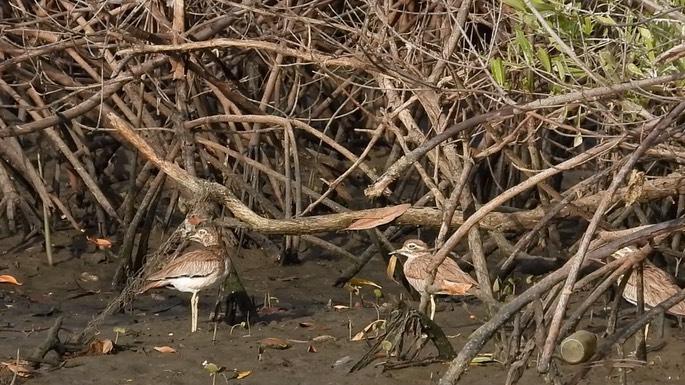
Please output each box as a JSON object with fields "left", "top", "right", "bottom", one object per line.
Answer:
{"left": 37, "top": 152, "right": 53, "bottom": 267}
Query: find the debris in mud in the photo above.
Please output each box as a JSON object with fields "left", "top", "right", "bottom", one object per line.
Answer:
{"left": 350, "top": 301, "right": 455, "bottom": 372}
{"left": 153, "top": 346, "right": 176, "bottom": 353}
{"left": 0, "top": 275, "right": 22, "bottom": 285}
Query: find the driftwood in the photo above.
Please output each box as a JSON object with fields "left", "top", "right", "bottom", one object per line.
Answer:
{"left": 26, "top": 316, "right": 64, "bottom": 368}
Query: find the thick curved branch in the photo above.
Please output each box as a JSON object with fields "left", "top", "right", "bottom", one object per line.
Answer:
{"left": 110, "top": 111, "right": 685, "bottom": 234}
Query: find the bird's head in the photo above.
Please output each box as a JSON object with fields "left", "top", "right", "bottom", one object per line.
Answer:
{"left": 189, "top": 227, "right": 220, "bottom": 247}
{"left": 390, "top": 239, "right": 430, "bottom": 259}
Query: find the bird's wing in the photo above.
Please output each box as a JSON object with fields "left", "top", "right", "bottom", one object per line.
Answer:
{"left": 640, "top": 261, "right": 685, "bottom": 316}
{"left": 436, "top": 258, "right": 478, "bottom": 294}
{"left": 145, "top": 248, "right": 226, "bottom": 281}
{"left": 403, "top": 257, "right": 477, "bottom": 295}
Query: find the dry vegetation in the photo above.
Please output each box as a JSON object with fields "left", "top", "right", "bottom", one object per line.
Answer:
{"left": 2, "top": 0, "right": 685, "bottom": 384}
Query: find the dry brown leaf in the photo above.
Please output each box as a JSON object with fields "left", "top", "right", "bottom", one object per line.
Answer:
{"left": 347, "top": 277, "right": 382, "bottom": 289}
{"left": 1, "top": 360, "right": 34, "bottom": 378}
{"left": 86, "top": 236, "right": 113, "bottom": 248}
{"left": 351, "top": 320, "right": 386, "bottom": 341}
{"left": 154, "top": 346, "right": 177, "bottom": 353}
{"left": 101, "top": 339, "right": 114, "bottom": 354}
{"left": 386, "top": 255, "right": 399, "bottom": 283}
{"left": 0, "top": 275, "right": 22, "bottom": 285}
{"left": 312, "top": 335, "right": 337, "bottom": 342}
{"left": 237, "top": 370, "right": 251, "bottom": 379}
{"left": 625, "top": 170, "right": 645, "bottom": 206}
{"left": 307, "top": 345, "right": 318, "bottom": 353}
{"left": 259, "top": 338, "right": 291, "bottom": 350}
{"left": 88, "top": 338, "right": 114, "bottom": 355}
{"left": 344, "top": 204, "right": 411, "bottom": 231}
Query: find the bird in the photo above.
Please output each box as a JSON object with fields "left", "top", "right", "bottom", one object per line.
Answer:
{"left": 612, "top": 246, "right": 685, "bottom": 316}
{"left": 140, "top": 226, "right": 231, "bottom": 332}
{"left": 390, "top": 239, "right": 478, "bottom": 319}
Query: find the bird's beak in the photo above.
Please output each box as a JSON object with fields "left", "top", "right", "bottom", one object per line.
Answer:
{"left": 389, "top": 248, "right": 406, "bottom": 256}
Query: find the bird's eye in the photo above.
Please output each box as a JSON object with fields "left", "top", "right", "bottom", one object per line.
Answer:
{"left": 407, "top": 243, "right": 416, "bottom": 249}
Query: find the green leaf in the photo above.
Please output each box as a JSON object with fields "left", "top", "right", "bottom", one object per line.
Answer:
{"left": 514, "top": 27, "right": 534, "bottom": 64}
{"left": 627, "top": 63, "right": 643, "bottom": 76}
{"left": 537, "top": 48, "right": 551, "bottom": 72}
{"left": 638, "top": 27, "right": 653, "bottom": 41}
{"left": 490, "top": 58, "right": 506, "bottom": 87}
{"left": 582, "top": 17, "right": 593, "bottom": 36}
{"left": 502, "top": 0, "right": 526, "bottom": 12}
{"left": 595, "top": 15, "right": 616, "bottom": 25}
{"left": 552, "top": 56, "right": 566, "bottom": 79}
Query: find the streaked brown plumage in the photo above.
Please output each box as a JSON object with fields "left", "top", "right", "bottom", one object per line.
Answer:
{"left": 391, "top": 239, "right": 478, "bottom": 319}
{"left": 613, "top": 246, "right": 685, "bottom": 316}
{"left": 140, "top": 227, "right": 230, "bottom": 332}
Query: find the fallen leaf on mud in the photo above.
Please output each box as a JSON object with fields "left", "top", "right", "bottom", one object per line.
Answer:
{"left": 259, "top": 338, "right": 291, "bottom": 350}
{"left": 0, "top": 275, "right": 22, "bottom": 285}
{"left": 469, "top": 353, "right": 498, "bottom": 366}
{"left": 89, "top": 338, "right": 114, "bottom": 355}
{"left": 1, "top": 360, "right": 34, "bottom": 378}
{"left": 351, "top": 320, "right": 386, "bottom": 341}
{"left": 332, "top": 305, "right": 349, "bottom": 310}
{"left": 307, "top": 345, "right": 318, "bottom": 353}
{"left": 258, "top": 338, "right": 292, "bottom": 360}
{"left": 237, "top": 370, "right": 251, "bottom": 379}
{"left": 86, "top": 236, "right": 113, "bottom": 248}
{"left": 331, "top": 356, "right": 352, "bottom": 368}
{"left": 312, "top": 335, "right": 337, "bottom": 342}
{"left": 102, "top": 339, "right": 114, "bottom": 354}
{"left": 344, "top": 203, "right": 411, "bottom": 230}
{"left": 154, "top": 346, "right": 176, "bottom": 353}
{"left": 79, "top": 272, "right": 100, "bottom": 282}
{"left": 298, "top": 322, "right": 315, "bottom": 329}
{"left": 346, "top": 277, "right": 382, "bottom": 289}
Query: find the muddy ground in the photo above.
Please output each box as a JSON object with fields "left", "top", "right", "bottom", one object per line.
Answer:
{"left": 1, "top": 230, "right": 684, "bottom": 385}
